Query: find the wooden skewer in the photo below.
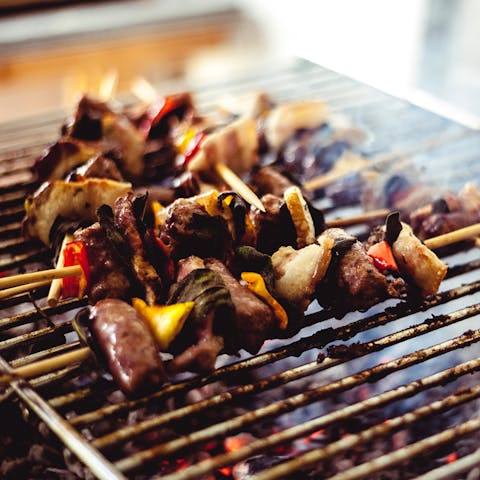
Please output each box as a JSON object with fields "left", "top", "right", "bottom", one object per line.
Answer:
{"left": 0, "top": 280, "right": 51, "bottom": 301}
{"left": 214, "top": 163, "right": 266, "bottom": 212}
{"left": 0, "top": 347, "right": 91, "bottom": 385}
{"left": 47, "top": 233, "right": 73, "bottom": 307}
{"left": 1, "top": 222, "right": 479, "bottom": 385}
{"left": 98, "top": 69, "right": 118, "bottom": 102}
{"left": 0, "top": 265, "right": 82, "bottom": 291}
{"left": 326, "top": 208, "right": 390, "bottom": 228}
{"left": 424, "top": 223, "right": 480, "bottom": 250}
{"left": 131, "top": 76, "right": 158, "bottom": 104}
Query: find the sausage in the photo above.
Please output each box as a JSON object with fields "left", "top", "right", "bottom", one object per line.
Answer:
{"left": 89, "top": 299, "right": 166, "bottom": 395}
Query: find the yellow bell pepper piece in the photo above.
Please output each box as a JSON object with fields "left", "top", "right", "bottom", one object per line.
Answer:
{"left": 132, "top": 298, "right": 194, "bottom": 351}
{"left": 241, "top": 272, "right": 288, "bottom": 330}
{"left": 151, "top": 201, "right": 166, "bottom": 229}
{"left": 176, "top": 127, "right": 197, "bottom": 154}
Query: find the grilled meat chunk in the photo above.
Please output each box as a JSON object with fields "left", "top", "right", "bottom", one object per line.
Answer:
{"left": 249, "top": 194, "right": 296, "bottom": 255}
{"left": 271, "top": 237, "right": 334, "bottom": 312}
{"left": 249, "top": 166, "right": 296, "bottom": 198}
{"left": 317, "top": 228, "right": 405, "bottom": 316}
{"left": 73, "top": 223, "right": 131, "bottom": 304}
{"left": 22, "top": 178, "right": 131, "bottom": 245}
{"left": 187, "top": 117, "right": 258, "bottom": 175}
{"left": 89, "top": 299, "right": 166, "bottom": 395}
{"left": 113, "top": 193, "right": 164, "bottom": 305}
{"left": 204, "top": 258, "right": 276, "bottom": 354}
{"left": 160, "top": 197, "right": 233, "bottom": 262}
{"left": 410, "top": 183, "right": 480, "bottom": 240}
{"left": 391, "top": 222, "right": 447, "bottom": 297}
{"left": 34, "top": 139, "right": 98, "bottom": 182}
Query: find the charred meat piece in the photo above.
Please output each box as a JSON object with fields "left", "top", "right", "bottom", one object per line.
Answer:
{"left": 160, "top": 197, "right": 233, "bottom": 262}
{"left": 113, "top": 193, "right": 164, "bottom": 305}
{"left": 22, "top": 178, "right": 131, "bottom": 245}
{"left": 89, "top": 299, "right": 166, "bottom": 395}
{"left": 204, "top": 258, "right": 276, "bottom": 354}
{"left": 34, "top": 139, "right": 98, "bottom": 182}
{"left": 249, "top": 194, "right": 296, "bottom": 255}
{"left": 317, "top": 228, "right": 405, "bottom": 317}
{"left": 66, "top": 155, "right": 124, "bottom": 182}
{"left": 73, "top": 223, "right": 132, "bottom": 304}
{"left": 391, "top": 222, "right": 447, "bottom": 297}
{"left": 249, "top": 165, "right": 296, "bottom": 198}
{"left": 271, "top": 237, "right": 333, "bottom": 312}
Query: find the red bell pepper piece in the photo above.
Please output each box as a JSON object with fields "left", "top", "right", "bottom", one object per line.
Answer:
{"left": 367, "top": 240, "right": 398, "bottom": 272}
{"left": 149, "top": 230, "right": 175, "bottom": 283}
{"left": 182, "top": 132, "right": 207, "bottom": 168}
{"left": 139, "top": 96, "right": 182, "bottom": 139}
{"left": 62, "top": 241, "right": 90, "bottom": 298}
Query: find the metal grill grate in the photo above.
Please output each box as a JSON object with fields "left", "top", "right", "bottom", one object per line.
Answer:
{"left": 0, "top": 59, "right": 480, "bottom": 480}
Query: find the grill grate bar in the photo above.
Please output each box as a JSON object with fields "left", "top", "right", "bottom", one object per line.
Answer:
{"left": 114, "top": 325, "right": 480, "bottom": 474}
{"left": 65, "top": 280, "right": 480, "bottom": 427}
{"left": 92, "top": 302, "right": 480, "bottom": 453}
{"left": 251, "top": 388, "right": 480, "bottom": 480}
{"left": 414, "top": 447, "right": 480, "bottom": 480}
{"left": 325, "top": 419, "right": 480, "bottom": 480}
{"left": 152, "top": 356, "right": 480, "bottom": 480}
{"left": 0, "top": 355, "right": 126, "bottom": 480}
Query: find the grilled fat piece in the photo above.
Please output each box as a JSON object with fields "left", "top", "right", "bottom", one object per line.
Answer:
{"left": 272, "top": 236, "right": 334, "bottom": 311}
{"left": 391, "top": 222, "right": 448, "bottom": 297}
{"left": 23, "top": 178, "right": 131, "bottom": 245}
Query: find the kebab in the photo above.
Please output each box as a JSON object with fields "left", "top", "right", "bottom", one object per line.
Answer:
{"left": 1, "top": 203, "right": 470, "bottom": 396}
{"left": 3, "top": 92, "right": 476, "bottom": 394}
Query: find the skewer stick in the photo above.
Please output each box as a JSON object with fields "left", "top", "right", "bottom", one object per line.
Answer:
{"left": 424, "top": 223, "right": 480, "bottom": 250}
{"left": 214, "top": 163, "right": 266, "bottom": 212}
{"left": 47, "top": 233, "right": 73, "bottom": 307}
{"left": 304, "top": 167, "right": 364, "bottom": 191}
{"left": 0, "top": 347, "right": 91, "bottom": 385}
{"left": 0, "top": 265, "right": 82, "bottom": 291}
{"left": 326, "top": 208, "right": 390, "bottom": 228}
{"left": 0, "top": 280, "right": 51, "bottom": 301}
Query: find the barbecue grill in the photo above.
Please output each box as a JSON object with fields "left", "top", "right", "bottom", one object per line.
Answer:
{"left": 1, "top": 59, "right": 480, "bottom": 480}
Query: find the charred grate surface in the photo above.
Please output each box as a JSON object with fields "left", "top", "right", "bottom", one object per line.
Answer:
{"left": 0, "top": 59, "right": 479, "bottom": 480}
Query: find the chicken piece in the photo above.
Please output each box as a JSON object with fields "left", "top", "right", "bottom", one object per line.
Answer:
{"left": 89, "top": 299, "right": 166, "bottom": 395}
{"left": 272, "top": 237, "right": 334, "bottom": 311}
{"left": 317, "top": 228, "right": 405, "bottom": 316}
{"left": 187, "top": 117, "right": 258, "bottom": 175}
{"left": 265, "top": 101, "right": 328, "bottom": 149}
{"left": 392, "top": 222, "right": 448, "bottom": 297}
{"left": 23, "top": 178, "right": 131, "bottom": 245}
{"left": 66, "top": 95, "right": 145, "bottom": 179}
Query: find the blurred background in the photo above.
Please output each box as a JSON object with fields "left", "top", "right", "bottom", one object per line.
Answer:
{"left": 0, "top": 0, "right": 479, "bottom": 124}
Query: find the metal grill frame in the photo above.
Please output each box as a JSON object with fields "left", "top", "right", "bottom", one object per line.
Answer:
{"left": 1, "top": 59, "right": 480, "bottom": 480}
